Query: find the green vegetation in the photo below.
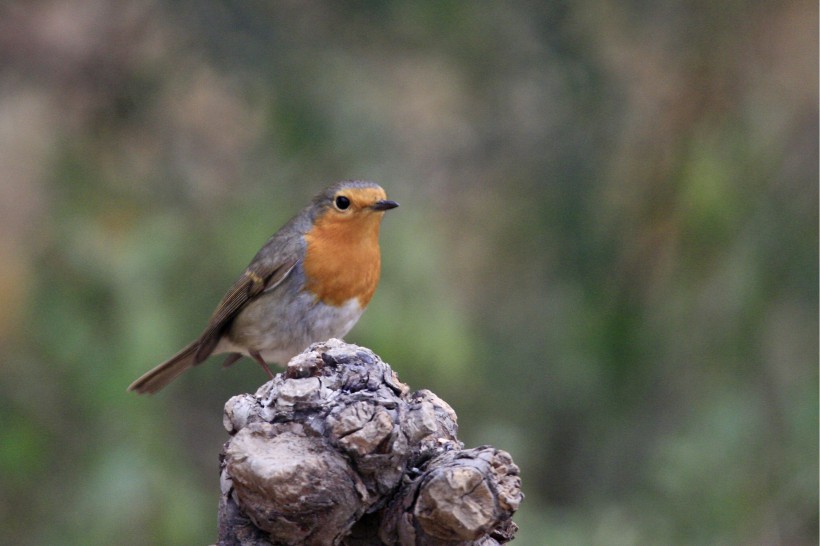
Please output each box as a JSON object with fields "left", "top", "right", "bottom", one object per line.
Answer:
{"left": 0, "top": 2, "right": 816, "bottom": 544}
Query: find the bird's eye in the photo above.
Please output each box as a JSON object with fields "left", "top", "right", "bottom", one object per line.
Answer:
{"left": 335, "top": 195, "right": 351, "bottom": 210}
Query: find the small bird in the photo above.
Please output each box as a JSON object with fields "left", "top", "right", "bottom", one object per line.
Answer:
{"left": 129, "top": 180, "right": 398, "bottom": 394}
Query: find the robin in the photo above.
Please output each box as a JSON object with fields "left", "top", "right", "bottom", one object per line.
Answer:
{"left": 128, "top": 180, "right": 398, "bottom": 394}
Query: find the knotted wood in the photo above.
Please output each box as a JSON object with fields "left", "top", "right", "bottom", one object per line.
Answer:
{"left": 217, "top": 339, "right": 522, "bottom": 546}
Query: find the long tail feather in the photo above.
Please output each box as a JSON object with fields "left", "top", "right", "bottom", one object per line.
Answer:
{"left": 128, "top": 340, "right": 200, "bottom": 394}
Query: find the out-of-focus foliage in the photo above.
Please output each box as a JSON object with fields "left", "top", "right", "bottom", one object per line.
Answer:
{"left": 0, "top": 1, "right": 816, "bottom": 545}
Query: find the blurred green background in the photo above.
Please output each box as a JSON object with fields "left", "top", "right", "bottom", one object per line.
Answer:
{"left": 0, "top": 1, "right": 816, "bottom": 545}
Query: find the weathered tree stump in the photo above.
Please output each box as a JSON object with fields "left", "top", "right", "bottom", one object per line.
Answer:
{"left": 218, "top": 339, "right": 522, "bottom": 546}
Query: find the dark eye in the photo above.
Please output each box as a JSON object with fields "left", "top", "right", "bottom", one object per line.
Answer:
{"left": 335, "top": 195, "right": 350, "bottom": 210}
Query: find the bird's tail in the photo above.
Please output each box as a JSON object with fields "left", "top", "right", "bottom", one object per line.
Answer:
{"left": 128, "top": 340, "right": 200, "bottom": 394}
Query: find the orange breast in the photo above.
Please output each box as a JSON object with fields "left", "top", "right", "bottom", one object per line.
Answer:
{"left": 303, "top": 212, "right": 382, "bottom": 307}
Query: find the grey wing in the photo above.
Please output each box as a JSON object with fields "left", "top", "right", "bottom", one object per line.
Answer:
{"left": 194, "top": 255, "right": 299, "bottom": 362}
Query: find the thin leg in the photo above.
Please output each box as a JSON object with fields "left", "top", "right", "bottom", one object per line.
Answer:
{"left": 249, "top": 350, "right": 274, "bottom": 379}
{"left": 222, "top": 353, "right": 242, "bottom": 368}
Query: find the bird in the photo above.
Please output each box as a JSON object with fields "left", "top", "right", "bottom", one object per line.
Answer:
{"left": 128, "top": 180, "right": 398, "bottom": 394}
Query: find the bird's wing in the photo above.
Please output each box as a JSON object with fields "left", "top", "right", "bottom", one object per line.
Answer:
{"left": 194, "top": 254, "right": 300, "bottom": 362}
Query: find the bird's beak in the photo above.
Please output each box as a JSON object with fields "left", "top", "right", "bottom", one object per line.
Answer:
{"left": 372, "top": 199, "right": 399, "bottom": 211}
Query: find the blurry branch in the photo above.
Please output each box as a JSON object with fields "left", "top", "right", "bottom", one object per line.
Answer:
{"left": 217, "top": 339, "right": 522, "bottom": 546}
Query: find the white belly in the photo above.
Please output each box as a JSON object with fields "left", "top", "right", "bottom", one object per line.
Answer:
{"left": 215, "top": 293, "right": 365, "bottom": 366}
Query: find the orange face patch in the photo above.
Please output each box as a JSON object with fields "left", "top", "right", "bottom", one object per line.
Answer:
{"left": 302, "top": 188, "right": 388, "bottom": 307}
{"left": 333, "top": 186, "right": 388, "bottom": 213}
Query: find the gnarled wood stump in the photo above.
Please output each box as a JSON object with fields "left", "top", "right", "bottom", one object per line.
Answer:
{"left": 218, "top": 339, "right": 522, "bottom": 546}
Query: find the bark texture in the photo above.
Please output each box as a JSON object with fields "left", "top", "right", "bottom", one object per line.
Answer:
{"left": 218, "top": 339, "right": 522, "bottom": 546}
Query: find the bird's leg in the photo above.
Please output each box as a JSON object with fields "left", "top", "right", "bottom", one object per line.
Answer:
{"left": 222, "top": 353, "right": 243, "bottom": 368}
{"left": 249, "top": 350, "right": 275, "bottom": 379}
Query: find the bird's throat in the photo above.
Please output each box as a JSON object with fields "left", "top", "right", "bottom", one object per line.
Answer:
{"left": 303, "top": 215, "right": 382, "bottom": 307}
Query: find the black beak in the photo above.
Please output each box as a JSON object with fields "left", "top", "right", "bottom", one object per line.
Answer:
{"left": 372, "top": 199, "right": 399, "bottom": 211}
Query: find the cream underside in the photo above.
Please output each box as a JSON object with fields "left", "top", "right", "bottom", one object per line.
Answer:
{"left": 212, "top": 297, "right": 364, "bottom": 366}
